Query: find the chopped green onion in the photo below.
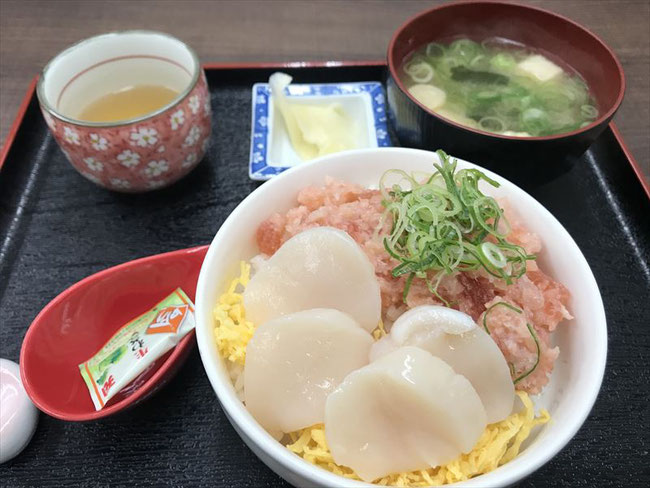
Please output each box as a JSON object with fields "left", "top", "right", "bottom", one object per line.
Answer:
{"left": 380, "top": 150, "right": 535, "bottom": 302}
{"left": 469, "top": 54, "right": 487, "bottom": 68}
{"left": 448, "top": 39, "right": 482, "bottom": 64}
{"left": 480, "top": 242, "right": 507, "bottom": 268}
{"left": 490, "top": 52, "right": 516, "bottom": 71}
{"left": 478, "top": 116, "right": 506, "bottom": 133}
{"left": 439, "top": 56, "right": 461, "bottom": 73}
{"left": 473, "top": 90, "right": 502, "bottom": 104}
{"left": 521, "top": 107, "right": 550, "bottom": 135}
{"left": 425, "top": 42, "right": 445, "bottom": 58}
{"left": 481, "top": 300, "right": 541, "bottom": 384}
{"left": 513, "top": 323, "right": 540, "bottom": 384}
{"left": 482, "top": 301, "right": 522, "bottom": 335}
{"left": 508, "top": 362, "right": 516, "bottom": 377}
{"left": 405, "top": 61, "right": 434, "bottom": 84}
{"left": 580, "top": 104, "right": 598, "bottom": 119}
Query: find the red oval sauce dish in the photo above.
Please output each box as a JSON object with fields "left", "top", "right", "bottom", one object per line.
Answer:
{"left": 20, "top": 245, "right": 208, "bottom": 421}
{"left": 386, "top": 0, "right": 625, "bottom": 183}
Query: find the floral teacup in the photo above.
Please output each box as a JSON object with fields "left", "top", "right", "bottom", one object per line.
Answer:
{"left": 37, "top": 31, "right": 211, "bottom": 192}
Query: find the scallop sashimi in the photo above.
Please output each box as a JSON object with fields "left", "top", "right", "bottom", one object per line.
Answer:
{"left": 243, "top": 226, "right": 381, "bottom": 331}
{"left": 370, "top": 305, "right": 514, "bottom": 423}
{"left": 244, "top": 308, "right": 373, "bottom": 439}
{"left": 325, "top": 346, "right": 486, "bottom": 481}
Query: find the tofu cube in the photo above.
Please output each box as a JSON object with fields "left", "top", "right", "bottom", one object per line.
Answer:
{"left": 517, "top": 54, "right": 563, "bottom": 82}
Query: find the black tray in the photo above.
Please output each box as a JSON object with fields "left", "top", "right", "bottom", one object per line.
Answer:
{"left": 1, "top": 63, "right": 648, "bottom": 488}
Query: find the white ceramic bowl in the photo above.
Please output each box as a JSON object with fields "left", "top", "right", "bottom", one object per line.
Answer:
{"left": 195, "top": 148, "right": 607, "bottom": 487}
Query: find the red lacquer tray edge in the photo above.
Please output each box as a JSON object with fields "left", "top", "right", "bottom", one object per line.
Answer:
{"left": 1, "top": 61, "right": 647, "bottom": 201}
{"left": 0, "top": 75, "right": 38, "bottom": 171}
{"left": 608, "top": 123, "right": 650, "bottom": 200}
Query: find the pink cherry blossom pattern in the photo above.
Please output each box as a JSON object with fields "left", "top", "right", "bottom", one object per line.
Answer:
{"left": 188, "top": 95, "right": 200, "bottom": 115}
{"left": 90, "top": 133, "right": 109, "bottom": 151}
{"left": 147, "top": 180, "right": 167, "bottom": 190}
{"left": 144, "top": 160, "right": 169, "bottom": 178}
{"left": 130, "top": 127, "right": 159, "bottom": 147}
{"left": 42, "top": 71, "right": 211, "bottom": 192}
{"left": 64, "top": 127, "right": 80, "bottom": 145}
{"left": 117, "top": 150, "right": 140, "bottom": 168}
{"left": 182, "top": 153, "right": 197, "bottom": 168}
{"left": 84, "top": 157, "right": 104, "bottom": 172}
{"left": 110, "top": 178, "right": 131, "bottom": 190}
{"left": 170, "top": 109, "right": 185, "bottom": 130}
{"left": 184, "top": 125, "right": 201, "bottom": 147}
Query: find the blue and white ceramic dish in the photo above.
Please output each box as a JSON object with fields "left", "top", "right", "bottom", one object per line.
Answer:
{"left": 249, "top": 81, "right": 390, "bottom": 181}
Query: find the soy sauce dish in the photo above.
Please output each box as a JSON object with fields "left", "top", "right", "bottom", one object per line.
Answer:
{"left": 195, "top": 148, "right": 607, "bottom": 487}
{"left": 386, "top": 1, "right": 625, "bottom": 181}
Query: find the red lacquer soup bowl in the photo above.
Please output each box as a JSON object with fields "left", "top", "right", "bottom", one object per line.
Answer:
{"left": 20, "top": 246, "right": 207, "bottom": 421}
{"left": 386, "top": 1, "right": 625, "bottom": 183}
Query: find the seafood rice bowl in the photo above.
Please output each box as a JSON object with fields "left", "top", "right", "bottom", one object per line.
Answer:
{"left": 195, "top": 147, "right": 606, "bottom": 488}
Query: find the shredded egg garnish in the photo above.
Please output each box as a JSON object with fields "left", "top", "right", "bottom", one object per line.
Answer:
{"left": 213, "top": 261, "right": 254, "bottom": 365}
{"left": 213, "top": 261, "right": 551, "bottom": 486}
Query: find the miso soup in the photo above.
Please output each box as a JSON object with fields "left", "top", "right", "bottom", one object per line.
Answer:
{"left": 400, "top": 37, "right": 598, "bottom": 137}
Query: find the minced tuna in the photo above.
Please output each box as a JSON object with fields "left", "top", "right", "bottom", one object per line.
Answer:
{"left": 256, "top": 177, "right": 571, "bottom": 394}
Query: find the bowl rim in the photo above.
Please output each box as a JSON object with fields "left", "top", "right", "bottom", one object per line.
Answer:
{"left": 195, "top": 147, "right": 608, "bottom": 487}
{"left": 36, "top": 29, "right": 202, "bottom": 129}
{"left": 386, "top": 0, "right": 626, "bottom": 141}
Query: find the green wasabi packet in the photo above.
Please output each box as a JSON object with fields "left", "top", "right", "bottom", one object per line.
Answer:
{"left": 79, "top": 288, "right": 195, "bottom": 410}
